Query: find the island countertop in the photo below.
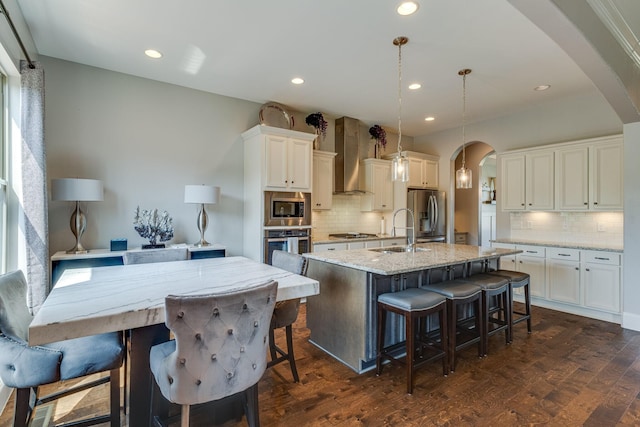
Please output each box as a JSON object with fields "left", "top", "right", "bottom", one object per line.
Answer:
{"left": 304, "top": 242, "right": 521, "bottom": 275}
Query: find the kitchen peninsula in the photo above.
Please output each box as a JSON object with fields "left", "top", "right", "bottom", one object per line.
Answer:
{"left": 303, "top": 243, "right": 520, "bottom": 373}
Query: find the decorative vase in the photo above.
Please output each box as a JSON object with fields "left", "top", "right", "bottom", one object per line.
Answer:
{"left": 374, "top": 143, "right": 381, "bottom": 159}
{"left": 314, "top": 131, "right": 321, "bottom": 150}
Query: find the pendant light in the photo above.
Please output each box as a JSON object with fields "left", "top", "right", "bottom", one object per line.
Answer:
{"left": 456, "top": 68, "right": 473, "bottom": 189}
{"left": 391, "top": 36, "right": 410, "bottom": 182}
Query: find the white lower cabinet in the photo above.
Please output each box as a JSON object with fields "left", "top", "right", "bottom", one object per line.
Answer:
{"left": 493, "top": 242, "right": 622, "bottom": 323}
{"left": 313, "top": 238, "right": 406, "bottom": 253}
{"left": 313, "top": 242, "right": 348, "bottom": 252}
{"left": 582, "top": 251, "right": 621, "bottom": 313}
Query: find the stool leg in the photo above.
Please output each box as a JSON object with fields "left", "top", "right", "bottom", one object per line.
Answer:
{"left": 376, "top": 304, "right": 387, "bottom": 375}
{"left": 475, "top": 298, "right": 484, "bottom": 359}
{"left": 448, "top": 300, "right": 456, "bottom": 372}
{"left": 524, "top": 282, "right": 532, "bottom": 333}
{"left": 406, "top": 312, "right": 415, "bottom": 394}
{"left": 439, "top": 306, "right": 449, "bottom": 376}
{"left": 507, "top": 284, "right": 514, "bottom": 343}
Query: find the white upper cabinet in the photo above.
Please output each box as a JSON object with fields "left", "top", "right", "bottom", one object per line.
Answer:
{"left": 590, "top": 140, "right": 623, "bottom": 210}
{"left": 501, "top": 134, "right": 622, "bottom": 212}
{"left": 360, "top": 159, "right": 393, "bottom": 212}
{"left": 242, "top": 125, "right": 315, "bottom": 193}
{"left": 500, "top": 150, "right": 554, "bottom": 211}
{"left": 556, "top": 136, "right": 623, "bottom": 211}
{"left": 385, "top": 151, "right": 439, "bottom": 189}
{"left": 265, "top": 135, "right": 312, "bottom": 191}
{"left": 312, "top": 151, "right": 336, "bottom": 210}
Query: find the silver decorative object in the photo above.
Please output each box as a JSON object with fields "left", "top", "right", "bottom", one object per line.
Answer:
{"left": 133, "top": 207, "right": 174, "bottom": 248}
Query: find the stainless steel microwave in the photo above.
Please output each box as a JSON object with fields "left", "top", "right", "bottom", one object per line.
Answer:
{"left": 264, "top": 191, "right": 311, "bottom": 227}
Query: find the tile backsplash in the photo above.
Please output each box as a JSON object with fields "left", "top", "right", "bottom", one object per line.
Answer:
{"left": 509, "top": 211, "right": 623, "bottom": 246}
{"left": 311, "top": 194, "right": 385, "bottom": 237}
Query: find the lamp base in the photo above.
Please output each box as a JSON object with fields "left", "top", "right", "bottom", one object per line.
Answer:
{"left": 193, "top": 240, "right": 211, "bottom": 248}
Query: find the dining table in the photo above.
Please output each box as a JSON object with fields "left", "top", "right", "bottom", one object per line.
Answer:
{"left": 29, "top": 256, "right": 320, "bottom": 427}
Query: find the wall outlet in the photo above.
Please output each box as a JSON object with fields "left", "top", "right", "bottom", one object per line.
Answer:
{"left": 597, "top": 223, "right": 606, "bottom": 232}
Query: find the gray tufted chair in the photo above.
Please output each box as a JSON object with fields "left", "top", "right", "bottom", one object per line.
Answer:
{"left": 0, "top": 270, "right": 124, "bottom": 427}
{"left": 149, "top": 279, "right": 278, "bottom": 427}
{"left": 123, "top": 247, "right": 188, "bottom": 265}
{"left": 268, "top": 250, "right": 307, "bottom": 382}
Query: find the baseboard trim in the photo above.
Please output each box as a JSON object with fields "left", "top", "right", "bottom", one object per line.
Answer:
{"left": 622, "top": 312, "right": 640, "bottom": 332}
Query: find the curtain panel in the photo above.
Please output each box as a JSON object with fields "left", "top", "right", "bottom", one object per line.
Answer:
{"left": 20, "top": 60, "right": 48, "bottom": 314}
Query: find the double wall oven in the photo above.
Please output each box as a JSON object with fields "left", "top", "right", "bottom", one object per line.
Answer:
{"left": 263, "top": 191, "right": 311, "bottom": 264}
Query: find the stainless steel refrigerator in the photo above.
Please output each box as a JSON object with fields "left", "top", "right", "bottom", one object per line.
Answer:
{"left": 407, "top": 189, "right": 446, "bottom": 242}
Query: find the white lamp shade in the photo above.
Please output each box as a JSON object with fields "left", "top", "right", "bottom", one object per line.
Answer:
{"left": 184, "top": 185, "right": 220, "bottom": 204}
{"left": 51, "top": 178, "right": 104, "bottom": 201}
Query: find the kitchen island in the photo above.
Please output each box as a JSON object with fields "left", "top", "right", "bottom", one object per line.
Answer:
{"left": 303, "top": 242, "right": 521, "bottom": 373}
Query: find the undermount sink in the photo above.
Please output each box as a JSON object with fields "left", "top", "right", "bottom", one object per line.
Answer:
{"left": 370, "top": 246, "right": 432, "bottom": 254}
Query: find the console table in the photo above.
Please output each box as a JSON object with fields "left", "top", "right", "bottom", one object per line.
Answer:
{"left": 50, "top": 244, "right": 226, "bottom": 286}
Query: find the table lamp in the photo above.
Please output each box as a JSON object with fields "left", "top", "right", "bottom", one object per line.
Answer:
{"left": 51, "top": 178, "right": 104, "bottom": 254}
{"left": 184, "top": 185, "right": 220, "bottom": 247}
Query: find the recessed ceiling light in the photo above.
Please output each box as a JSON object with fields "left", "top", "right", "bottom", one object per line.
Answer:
{"left": 534, "top": 84, "right": 550, "bottom": 91}
{"left": 291, "top": 77, "right": 304, "bottom": 85}
{"left": 425, "top": 116, "right": 435, "bottom": 122}
{"left": 408, "top": 83, "right": 421, "bottom": 90}
{"left": 397, "top": 1, "right": 419, "bottom": 16}
{"left": 145, "top": 49, "right": 163, "bottom": 59}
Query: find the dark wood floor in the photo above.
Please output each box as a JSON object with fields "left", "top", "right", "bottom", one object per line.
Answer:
{"left": 2, "top": 303, "right": 640, "bottom": 426}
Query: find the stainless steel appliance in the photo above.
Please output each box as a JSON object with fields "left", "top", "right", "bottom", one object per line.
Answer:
{"left": 264, "top": 191, "right": 311, "bottom": 227}
{"left": 264, "top": 228, "right": 311, "bottom": 264}
{"left": 407, "top": 189, "right": 446, "bottom": 242}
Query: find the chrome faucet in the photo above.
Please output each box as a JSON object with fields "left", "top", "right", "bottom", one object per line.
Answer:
{"left": 392, "top": 208, "right": 416, "bottom": 252}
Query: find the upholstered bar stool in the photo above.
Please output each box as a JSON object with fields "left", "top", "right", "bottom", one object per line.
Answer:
{"left": 486, "top": 270, "right": 532, "bottom": 339}
{"left": 459, "top": 273, "right": 511, "bottom": 356}
{"left": 421, "top": 279, "right": 483, "bottom": 372}
{"left": 377, "top": 287, "right": 449, "bottom": 394}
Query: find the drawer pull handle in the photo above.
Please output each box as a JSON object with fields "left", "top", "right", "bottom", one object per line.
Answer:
{"left": 526, "top": 250, "right": 538, "bottom": 253}
{"left": 595, "top": 257, "right": 610, "bottom": 261}
{"left": 328, "top": 248, "right": 335, "bottom": 251}
{"left": 558, "top": 253, "right": 571, "bottom": 256}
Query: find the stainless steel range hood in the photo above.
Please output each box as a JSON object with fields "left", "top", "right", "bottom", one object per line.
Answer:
{"left": 334, "top": 116, "right": 364, "bottom": 193}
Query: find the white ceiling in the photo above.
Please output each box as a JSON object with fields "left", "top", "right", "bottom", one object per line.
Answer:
{"left": 14, "top": 0, "right": 626, "bottom": 137}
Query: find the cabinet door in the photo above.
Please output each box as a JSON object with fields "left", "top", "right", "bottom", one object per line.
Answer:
{"left": 500, "top": 155, "right": 525, "bottom": 210}
{"left": 407, "top": 158, "right": 424, "bottom": 188}
{"left": 313, "top": 242, "right": 348, "bottom": 252}
{"left": 423, "top": 158, "right": 439, "bottom": 189}
{"left": 312, "top": 152, "right": 334, "bottom": 210}
{"left": 373, "top": 162, "right": 393, "bottom": 210}
{"left": 590, "top": 141, "right": 623, "bottom": 210}
{"left": 517, "top": 255, "right": 546, "bottom": 298}
{"left": 288, "top": 138, "right": 312, "bottom": 191}
{"left": 264, "top": 135, "right": 289, "bottom": 188}
{"left": 547, "top": 258, "right": 580, "bottom": 304}
{"left": 556, "top": 147, "right": 589, "bottom": 210}
{"left": 526, "top": 151, "right": 554, "bottom": 210}
{"left": 583, "top": 262, "right": 620, "bottom": 312}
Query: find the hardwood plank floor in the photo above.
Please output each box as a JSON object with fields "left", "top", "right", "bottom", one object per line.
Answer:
{"left": 2, "top": 303, "right": 640, "bottom": 426}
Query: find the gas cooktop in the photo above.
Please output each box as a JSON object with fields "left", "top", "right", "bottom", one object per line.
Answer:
{"left": 328, "top": 232, "right": 378, "bottom": 239}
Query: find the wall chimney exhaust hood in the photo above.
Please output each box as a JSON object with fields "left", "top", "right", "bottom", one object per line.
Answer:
{"left": 334, "top": 116, "right": 365, "bottom": 194}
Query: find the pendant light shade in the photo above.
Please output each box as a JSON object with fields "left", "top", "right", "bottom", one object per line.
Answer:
{"left": 392, "top": 36, "right": 409, "bottom": 182}
{"left": 456, "top": 68, "right": 473, "bottom": 189}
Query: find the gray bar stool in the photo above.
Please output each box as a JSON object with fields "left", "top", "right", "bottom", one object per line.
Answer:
{"left": 486, "top": 270, "right": 532, "bottom": 339}
{"left": 459, "top": 273, "right": 511, "bottom": 356}
{"left": 421, "top": 280, "right": 483, "bottom": 372}
{"left": 377, "top": 288, "right": 449, "bottom": 394}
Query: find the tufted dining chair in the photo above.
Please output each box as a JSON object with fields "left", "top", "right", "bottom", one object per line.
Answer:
{"left": 0, "top": 270, "right": 124, "bottom": 427}
{"left": 149, "top": 279, "right": 278, "bottom": 427}
{"left": 123, "top": 247, "right": 188, "bottom": 265}
{"left": 268, "top": 250, "right": 307, "bottom": 382}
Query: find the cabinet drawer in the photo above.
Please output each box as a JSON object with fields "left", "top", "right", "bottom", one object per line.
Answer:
{"left": 583, "top": 251, "right": 620, "bottom": 265}
{"left": 547, "top": 247, "right": 580, "bottom": 261}
{"left": 517, "top": 245, "right": 545, "bottom": 257}
{"left": 313, "top": 243, "right": 348, "bottom": 252}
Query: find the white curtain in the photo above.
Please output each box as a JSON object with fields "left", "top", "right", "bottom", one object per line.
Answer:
{"left": 20, "top": 60, "right": 48, "bottom": 314}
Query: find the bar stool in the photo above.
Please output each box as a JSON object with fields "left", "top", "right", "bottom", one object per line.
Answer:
{"left": 377, "top": 288, "right": 449, "bottom": 394}
{"left": 487, "top": 270, "right": 532, "bottom": 339}
{"left": 421, "top": 280, "right": 483, "bottom": 372}
{"left": 459, "top": 273, "right": 511, "bottom": 356}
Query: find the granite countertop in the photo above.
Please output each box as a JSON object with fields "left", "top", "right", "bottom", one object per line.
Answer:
{"left": 304, "top": 242, "right": 520, "bottom": 275}
{"left": 492, "top": 238, "right": 623, "bottom": 253}
{"left": 312, "top": 234, "right": 405, "bottom": 245}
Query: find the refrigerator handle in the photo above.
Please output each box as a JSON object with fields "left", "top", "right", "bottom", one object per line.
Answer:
{"left": 431, "top": 195, "right": 438, "bottom": 231}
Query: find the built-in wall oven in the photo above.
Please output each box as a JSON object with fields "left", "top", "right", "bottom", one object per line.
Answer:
{"left": 263, "top": 228, "right": 311, "bottom": 264}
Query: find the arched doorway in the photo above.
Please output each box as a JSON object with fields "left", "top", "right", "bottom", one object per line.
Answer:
{"left": 451, "top": 141, "right": 495, "bottom": 246}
